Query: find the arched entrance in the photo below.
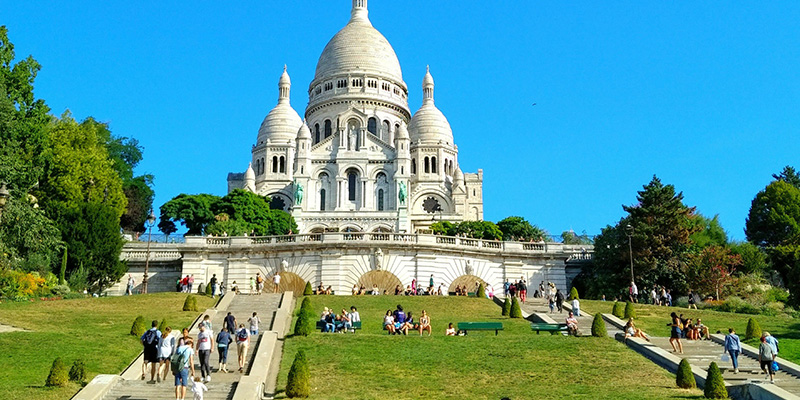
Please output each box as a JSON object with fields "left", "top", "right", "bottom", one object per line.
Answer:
{"left": 357, "top": 270, "right": 402, "bottom": 295}
{"left": 272, "top": 272, "right": 307, "bottom": 297}
{"left": 448, "top": 275, "right": 487, "bottom": 295}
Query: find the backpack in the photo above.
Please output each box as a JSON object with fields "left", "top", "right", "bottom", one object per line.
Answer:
{"left": 170, "top": 348, "right": 188, "bottom": 372}
{"left": 237, "top": 329, "right": 248, "bottom": 341}
{"left": 143, "top": 329, "right": 159, "bottom": 348}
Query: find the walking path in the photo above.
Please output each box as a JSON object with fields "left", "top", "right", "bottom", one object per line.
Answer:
{"left": 101, "top": 293, "right": 283, "bottom": 400}
{"left": 517, "top": 296, "right": 605, "bottom": 336}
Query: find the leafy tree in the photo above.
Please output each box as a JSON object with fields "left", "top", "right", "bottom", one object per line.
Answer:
{"left": 687, "top": 246, "right": 741, "bottom": 300}
{"left": 456, "top": 220, "right": 503, "bottom": 240}
{"left": 205, "top": 218, "right": 250, "bottom": 237}
{"left": 303, "top": 282, "right": 312, "bottom": 296}
{"left": 120, "top": 175, "right": 155, "bottom": 234}
{"left": 496, "top": 216, "right": 548, "bottom": 241}
{"left": 430, "top": 221, "right": 457, "bottom": 236}
{"left": 772, "top": 165, "right": 800, "bottom": 189}
{"left": 770, "top": 245, "right": 800, "bottom": 305}
{"left": 689, "top": 214, "right": 728, "bottom": 248}
{"left": 159, "top": 194, "right": 220, "bottom": 236}
{"left": 591, "top": 313, "right": 607, "bottom": 337}
{"left": 561, "top": 230, "right": 593, "bottom": 245}
{"left": 703, "top": 362, "right": 727, "bottom": 399}
{"left": 0, "top": 196, "right": 62, "bottom": 273}
{"left": 729, "top": 242, "right": 769, "bottom": 276}
{"left": 745, "top": 180, "right": 800, "bottom": 248}
{"left": 675, "top": 358, "right": 696, "bottom": 389}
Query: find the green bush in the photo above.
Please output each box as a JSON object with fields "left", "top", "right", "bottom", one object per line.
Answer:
{"left": 303, "top": 282, "right": 313, "bottom": 296}
{"left": 612, "top": 301, "right": 625, "bottom": 318}
{"left": 624, "top": 302, "right": 636, "bottom": 319}
{"left": 676, "top": 358, "right": 696, "bottom": 389}
{"left": 299, "top": 297, "right": 313, "bottom": 315}
{"left": 745, "top": 318, "right": 761, "bottom": 340}
{"left": 704, "top": 362, "right": 727, "bottom": 399}
{"left": 183, "top": 295, "right": 198, "bottom": 312}
{"left": 205, "top": 281, "right": 212, "bottom": 296}
{"left": 476, "top": 283, "right": 485, "bottom": 298}
{"left": 765, "top": 287, "right": 789, "bottom": 303}
{"left": 286, "top": 350, "right": 310, "bottom": 398}
{"left": 510, "top": 296, "right": 522, "bottom": 318}
{"left": 69, "top": 359, "right": 87, "bottom": 383}
{"left": 591, "top": 313, "right": 607, "bottom": 337}
{"left": 45, "top": 357, "right": 69, "bottom": 387}
{"left": 157, "top": 318, "right": 168, "bottom": 333}
{"left": 569, "top": 286, "right": 579, "bottom": 300}
{"left": 51, "top": 284, "right": 71, "bottom": 296}
{"left": 130, "top": 316, "right": 146, "bottom": 336}
{"left": 501, "top": 297, "right": 511, "bottom": 316}
{"left": 294, "top": 297, "right": 316, "bottom": 336}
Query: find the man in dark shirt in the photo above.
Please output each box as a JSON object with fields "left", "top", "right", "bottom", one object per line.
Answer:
{"left": 224, "top": 312, "right": 236, "bottom": 334}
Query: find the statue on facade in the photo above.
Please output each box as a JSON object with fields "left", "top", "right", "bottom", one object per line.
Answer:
{"left": 374, "top": 248, "right": 383, "bottom": 270}
{"left": 465, "top": 259, "right": 474, "bottom": 276}
{"left": 281, "top": 259, "right": 289, "bottom": 271}
{"left": 294, "top": 180, "right": 303, "bottom": 206}
{"left": 398, "top": 181, "right": 407, "bottom": 205}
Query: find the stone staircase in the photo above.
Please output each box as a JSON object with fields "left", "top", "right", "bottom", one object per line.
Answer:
{"left": 517, "top": 297, "right": 600, "bottom": 336}
{"left": 102, "top": 294, "right": 282, "bottom": 400}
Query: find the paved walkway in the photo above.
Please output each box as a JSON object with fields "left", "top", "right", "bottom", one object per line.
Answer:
{"left": 517, "top": 296, "right": 604, "bottom": 336}
{"left": 103, "top": 294, "right": 282, "bottom": 400}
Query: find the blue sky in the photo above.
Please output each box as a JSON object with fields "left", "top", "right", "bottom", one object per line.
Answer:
{"left": 4, "top": 1, "right": 799, "bottom": 240}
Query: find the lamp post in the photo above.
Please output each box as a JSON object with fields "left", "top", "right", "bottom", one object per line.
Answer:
{"left": 142, "top": 210, "right": 156, "bottom": 294}
{"left": 625, "top": 224, "right": 635, "bottom": 285}
{"left": 0, "top": 182, "right": 9, "bottom": 221}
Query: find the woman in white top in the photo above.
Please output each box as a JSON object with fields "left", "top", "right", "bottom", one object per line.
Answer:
{"left": 157, "top": 327, "right": 175, "bottom": 382}
{"left": 383, "top": 310, "right": 396, "bottom": 334}
{"left": 418, "top": 310, "right": 432, "bottom": 336}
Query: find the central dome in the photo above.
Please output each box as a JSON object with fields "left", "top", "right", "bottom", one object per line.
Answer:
{"left": 313, "top": 3, "right": 404, "bottom": 85}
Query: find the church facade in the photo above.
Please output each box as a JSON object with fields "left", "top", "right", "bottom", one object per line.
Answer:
{"left": 227, "top": 0, "right": 484, "bottom": 234}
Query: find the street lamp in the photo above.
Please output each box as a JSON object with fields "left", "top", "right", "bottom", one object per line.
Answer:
{"left": 0, "top": 182, "right": 9, "bottom": 220}
{"left": 141, "top": 210, "right": 157, "bottom": 294}
{"left": 625, "top": 224, "right": 635, "bottom": 285}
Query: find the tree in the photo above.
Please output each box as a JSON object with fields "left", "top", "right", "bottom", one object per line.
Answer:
{"left": 430, "top": 221, "right": 457, "bottom": 236}
{"left": 0, "top": 196, "right": 62, "bottom": 273}
{"left": 675, "top": 358, "right": 696, "bottom": 389}
{"left": 286, "top": 350, "right": 311, "bottom": 398}
{"left": 772, "top": 165, "right": 800, "bottom": 189}
{"left": 120, "top": 175, "right": 155, "bottom": 234}
{"left": 703, "top": 362, "right": 727, "bottom": 399}
{"left": 509, "top": 296, "right": 522, "bottom": 318}
{"left": 456, "top": 220, "right": 503, "bottom": 240}
{"left": 745, "top": 180, "right": 800, "bottom": 248}
{"left": 689, "top": 214, "right": 728, "bottom": 249}
{"left": 561, "top": 230, "right": 593, "bottom": 245}
{"left": 303, "top": 282, "right": 313, "bottom": 296}
{"left": 501, "top": 296, "right": 511, "bottom": 316}
{"left": 590, "top": 313, "right": 607, "bottom": 337}
{"left": 729, "top": 242, "right": 769, "bottom": 276}
{"left": 159, "top": 194, "right": 220, "bottom": 236}
{"left": 687, "top": 246, "right": 741, "bottom": 300}
{"left": 475, "top": 283, "right": 485, "bottom": 298}
{"left": 496, "top": 216, "right": 548, "bottom": 241}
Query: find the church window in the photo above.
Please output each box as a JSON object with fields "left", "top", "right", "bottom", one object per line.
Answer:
{"left": 315, "top": 123, "right": 320, "bottom": 143}
{"left": 320, "top": 189, "right": 326, "bottom": 211}
{"left": 324, "top": 120, "right": 332, "bottom": 138}
{"left": 270, "top": 196, "right": 286, "bottom": 211}
{"left": 431, "top": 157, "right": 437, "bottom": 173}
{"left": 368, "top": 118, "right": 377, "bottom": 135}
{"left": 382, "top": 120, "right": 390, "bottom": 141}
{"left": 411, "top": 159, "right": 416, "bottom": 174}
{"left": 401, "top": 166, "right": 404, "bottom": 174}
{"left": 337, "top": 79, "right": 348, "bottom": 88}
{"left": 315, "top": 86, "right": 322, "bottom": 95}
{"left": 279, "top": 156, "right": 286, "bottom": 173}
{"left": 378, "top": 189, "right": 384, "bottom": 211}
{"left": 473, "top": 189, "right": 476, "bottom": 196}
{"left": 382, "top": 82, "right": 390, "bottom": 91}
{"left": 352, "top": 79, "right": 362, "bottom": 87}
{"left": 324, "top": 82, "right": 333, "bottom": 91}
{"left": 424, "top": 157, "right": 430, "bottom": 173}
{"left": 272, "top": 156, "right": 278, "bottom": 173}
{"left": 368, "top": 80, "right": 377, "bottom": 88}
{"left": 348, "top": 171, "right": 358, "bottom": 201}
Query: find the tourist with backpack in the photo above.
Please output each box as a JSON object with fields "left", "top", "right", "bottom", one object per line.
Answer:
{"left": 140, "top": 320, "right": 161, "bottom": 383}
{"left": 172, "top": 337, "right": 195, "bottom": 400}
{"left": 236, "top": 323, "right": 250, "bottom": 372}
{"left": 196, "top": 323, "right": 214, "bottom": 382}
{"left": 216, "top": 328, "right": 232, "bottom": 373}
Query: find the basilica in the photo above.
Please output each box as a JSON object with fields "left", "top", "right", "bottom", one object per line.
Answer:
{"left": 227, "top": 0, "right": 484, "bottom": 234}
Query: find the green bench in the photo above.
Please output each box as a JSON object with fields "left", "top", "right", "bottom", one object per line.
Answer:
{"left": 457, "top": 322, "right": 503, "bottom": 335}
{"left": 316, "top": 320, "right": 362, "bottom": 332}
{"left": 530, "top": 323, "right": 567, "bottom": 334}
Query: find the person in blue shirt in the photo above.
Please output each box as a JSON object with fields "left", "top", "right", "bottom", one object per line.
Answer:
{"left": 764, "top": 332, "right": 779, "bottom": 356}
{"left": 723, "top": 328, "right": 742, "bottom": 374}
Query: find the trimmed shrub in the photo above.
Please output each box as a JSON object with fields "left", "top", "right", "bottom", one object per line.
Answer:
{"left": 303, "top": 282, "right": 313, "bottom": 296}
{"left": 286, "top": 350, "right": 311, "bottom": 398}
{"left": 745, "top": 318, "right": 761, "bottom": 340}
{"left": 183, "top": 295, "right": 198, "bottom": 312}
{"left": 501, "top": 297, "right": 511, "bottom": 316}
{"left": 676, "top": 358, "right": 696, "bottom": 389}
{"left": 299, "top": 297, "right": 313, "bottom": 314}
{"left": 157, "top": 318, "right": 168, "bottom": 333}
{"left": 205, "top": 281, "right": 212, "bottom": 296}
{"left": 476, "top": 283, "right": 485, "bottom": 298}
{"left": 130, "top": 316, "right": 146, "bottom": 336}
{"left": 591, "top": 313, "right": 607, "bottom": 337}
{"left": 69, "top": 359, "right": 87, "bottom": 383}
{"left": 45, "top": 357, "right": 69, "bottom": 387}
{"left": 704, "top": 362, "right": 727, "bottom": 399}
{"left": 624, "top": 302, "right": 636, "bottom": 320}
{"left": 510, "top": 296, "right": 522, "bottom": 318}
{"left": 569, "top": 286, "right": 579, "bottom": 300}
{"left": 294, "top": 297, "right": 316, "bottom": 336}
{"left": 612, "top": 301, "right": 625, "bottom": 318}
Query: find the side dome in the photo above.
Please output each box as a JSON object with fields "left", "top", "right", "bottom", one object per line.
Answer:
{"left": 313, "top": 1, "right": 404, "bottom": 85}
{"left": 257, "top": 67, "right": 302, "bottom": 144}
{"left": 408, "top": 67, "right": 453, "bottom": 145}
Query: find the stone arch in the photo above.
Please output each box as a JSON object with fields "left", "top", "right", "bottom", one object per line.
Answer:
{"left": 448, "top": 275, "right": 487, "bottom": 295}
{"left": 370, "top": 224, "right": 393, "bottom": 232}
{"left": 272, "top": 271, "right": 307, "bottom": 297}
{"left": 340, "top": 225, "right": 363, "bottom": 232}
{"left": 357, "top": 270, "right": 402, "bottom": 294}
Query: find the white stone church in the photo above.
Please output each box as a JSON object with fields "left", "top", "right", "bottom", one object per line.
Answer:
{"left": 227, "top": 0, "right": 484, "bottom": 234}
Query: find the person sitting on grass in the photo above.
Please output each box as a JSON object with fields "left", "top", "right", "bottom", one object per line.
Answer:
{"left": 418, "top": 310, "right": 432, "bottom": 336}
{"left": 565, "top": 312, "right": 578, "bottom": 336}
{"left": 445, "top": 322, "right": 456, "bottom": 336}
{"left": 695, "top": 319, "right": 710, "bottom": 340}
{"left": 394, "top": 285, "right": 402, "bottom": 295}
{"left": 317, "top": 282, "right": 325, "bottom": 295}
{"left": 401, "top": 312, "right": 416, "bottom": 335}
{"left": 623, "top": 319, "right": 650, "bottom": 342}
{"left": 325, "top": 286, "right": 333, "bottom": 295}
{"left": 383, "top": 310, "right": 396, "bottom": 334}
{"left": 351, "top": 285, "right": 358, "bottom": 295}
{"left": 393, "top": 305, "right": 407, "bottom": 334}
{"left": 684, "top": 318, "right": 698, "bottom": 340}
{"left": 338, "top": 309, "right": 351, "bottom": 332}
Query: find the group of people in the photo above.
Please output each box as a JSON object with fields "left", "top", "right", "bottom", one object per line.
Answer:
{"left": 723, "top": 328, "right": 780, "bottom": 383}
{"left": 382, "top": 304, "right": 432, "bottom": 336}
{"left": 319, "top": 306, "right": 361, "bottom": 333}
{"left": 503, "top": 279, "right": 529, "bottom": 302}
{"left": 139, "top": 310, "right": 263, "bottom": 400}
{"left": 667, "top": 312, "right": 714, "bottom": 353}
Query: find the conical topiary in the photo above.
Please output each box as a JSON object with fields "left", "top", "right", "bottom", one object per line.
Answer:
{"left": 69, "top": 359, "right": 87, "bottom": 383}
{"left": 501, "top": 296, "right": 511, "bottom": 316}
{"left": 157, "top": 318, "right": 168, "bottom": 333}
{"left": 510, "top": 296, "right": 522, "bottom": 318}
{"left": 286, "top": 350, "right": 311, "bottom": 398}
{"left": 704, "top": 362, "right": 728, "bottom": 399}
{"left": 624, "top": 302, "right": 636, "bottom": 320}
{"left": 294, "top": 297, "right": 316, "bottom": 336}
{"left": 612, "top": 301, "right": 625, "bottom": 319}
{"left": 569, "top": 286, "right": 579, "bottom": 300}
{"left": 130, "top": 316, "right": 146, "bottom": 336}
{"left": 205, "top": 281, "right": 213, "bottom": 296}
{"left": 476, "top": 283, "right": 485, "bottom": 298}
{"left": 745, "top": 318, "right": 761, "bottom": 340}
{"left": 591, "top": 313, "right": 607, "bottom": 337}
{"left": 303, "top": 282, "right": 313, "bottom": 296}
{"left": 676, "top": 358, "right": 696, "bottom": 389}
{"left": 299, "top": 297, "right": 313, "bottom": 315}
{"left": 45, "top": 357, "right": 69, "bottom": 387}
{"left": 183, "top": 295, "right": 198, "bottom": 312}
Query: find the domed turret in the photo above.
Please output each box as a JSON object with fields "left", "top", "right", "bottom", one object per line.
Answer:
{"left": 396, "top": 120, "right": 409, "bottom": 139}
{"left": 297, "top": 120, "right": 311, "bottom": 139}
{"left": 409, "top": 67, "right": 453, "bottom": 146}
{"left": 453, "top": 166, "right": 464, "bottom": 188}
{"left": 257, "top": 66, "right": 303, "bottom": 144}
{"left": 244, "top": 163, "right": 256, "bottom": 192}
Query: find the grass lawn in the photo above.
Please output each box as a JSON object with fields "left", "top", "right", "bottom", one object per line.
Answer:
{"left": 276, "top": 296, "right": 703, "bottom": 399}
{"left": 580, "top": 300, "right": 800, "bottom": 364}
{"left": 0, "top": 293, "right": 215, "bottom": 400}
